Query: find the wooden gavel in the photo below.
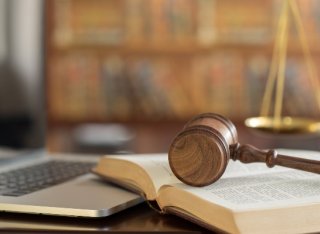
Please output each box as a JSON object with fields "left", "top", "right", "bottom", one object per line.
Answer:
{"left": 168, "top": 113, "right": 320, "bottom": 187}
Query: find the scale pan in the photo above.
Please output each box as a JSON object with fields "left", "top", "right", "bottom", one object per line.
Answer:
{"left": 245, "top": 116, "right": 320, "bottom": 134}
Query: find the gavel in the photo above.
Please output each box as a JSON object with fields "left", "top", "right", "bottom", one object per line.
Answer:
{"left": 168, "top": 113, "right": 320, "bottom": 187}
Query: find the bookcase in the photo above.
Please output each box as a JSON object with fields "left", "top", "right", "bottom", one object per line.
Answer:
{"left": 45, "top": 0, "right": 320, "bottom": 152}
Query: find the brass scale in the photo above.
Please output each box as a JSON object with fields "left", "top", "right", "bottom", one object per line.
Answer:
{"left": 245, "top": 0, "right": 320, "bottom": 134}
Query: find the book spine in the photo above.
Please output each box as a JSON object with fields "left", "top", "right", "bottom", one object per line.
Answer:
{"left": 196, "top": 0, "right": 217, "bottom": 45}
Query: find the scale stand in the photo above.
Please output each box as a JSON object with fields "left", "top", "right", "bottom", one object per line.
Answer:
{"left": 245, "top": 0, "right": 320, "bottom": 134}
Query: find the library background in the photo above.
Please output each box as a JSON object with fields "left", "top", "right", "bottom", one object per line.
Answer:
{"left": 46, "top": 0, "right": 320, "bottom": 154}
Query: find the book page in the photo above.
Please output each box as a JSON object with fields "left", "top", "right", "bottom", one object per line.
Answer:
{"left": 113, "top": 154, "right": 180, "bottom": 191}
{"left": 174, "top": 169, "right": 320, "bottom": 211}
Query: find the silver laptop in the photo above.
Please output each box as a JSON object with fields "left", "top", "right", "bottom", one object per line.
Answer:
{"left": 0, "top": 150, "right": 142, "bottom": 217}
{"left": 0, "top": 0, "right": 142, "bottom": 217}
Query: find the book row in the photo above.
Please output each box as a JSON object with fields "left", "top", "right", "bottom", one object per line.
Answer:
{"left": 47, "top": 52, "right": 319, "bottom": 122}
{"left": 51, "top": 0, "right": 320, "bottom": 47}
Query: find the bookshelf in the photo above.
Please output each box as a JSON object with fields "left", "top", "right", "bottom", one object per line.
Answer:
{"left": 46, "top": 0, "right": 320, "bottom": 152}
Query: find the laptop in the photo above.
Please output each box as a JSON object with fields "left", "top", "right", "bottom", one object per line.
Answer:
{"left": 0, "top": 0, "right": 142, "bottom": 217}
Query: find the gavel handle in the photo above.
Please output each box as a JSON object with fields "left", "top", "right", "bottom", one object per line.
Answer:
{"left": 230, "top": 143, "right": 320, "bottom": 174}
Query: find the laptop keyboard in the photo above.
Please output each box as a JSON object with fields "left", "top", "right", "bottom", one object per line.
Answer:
{"left": 0, "top": 160, "right": 96, "bottom": 197}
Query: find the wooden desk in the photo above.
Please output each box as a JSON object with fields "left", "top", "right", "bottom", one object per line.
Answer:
{"left": 0, "top": 203, "right": 210, "bottom": 233}
{"left": 48, "top": 121, "right": 320, "bottom": 154}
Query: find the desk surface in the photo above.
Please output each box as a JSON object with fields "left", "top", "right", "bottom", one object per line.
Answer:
{"left": 4, "top": 124, "right": 320, "bottom": 233}
{"left": 0, "top": 203, "right": 210, "bottom": 233}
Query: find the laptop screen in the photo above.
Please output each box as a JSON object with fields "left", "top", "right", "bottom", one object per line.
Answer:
{"left": 0, "top": 0, "right": 45, "bottom": 151}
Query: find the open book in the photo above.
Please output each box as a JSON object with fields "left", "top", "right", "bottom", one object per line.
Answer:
{"left": 93, "top": 149, "right": 320, "bottom": 234}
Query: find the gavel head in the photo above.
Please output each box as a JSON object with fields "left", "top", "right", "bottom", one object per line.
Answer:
{"left": 169, "top": 113, "right": 238, "bottom": 187}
